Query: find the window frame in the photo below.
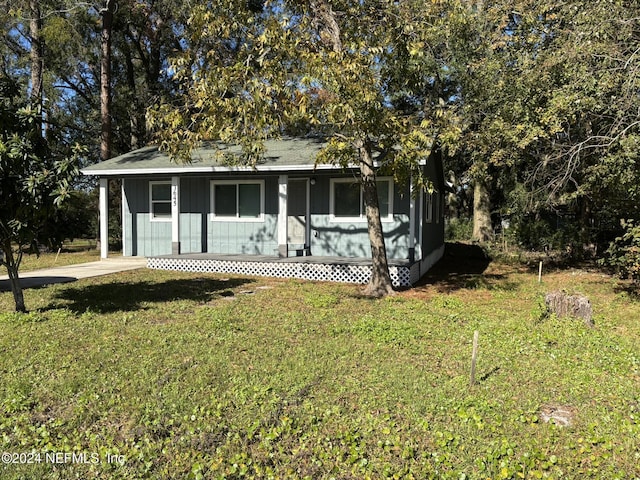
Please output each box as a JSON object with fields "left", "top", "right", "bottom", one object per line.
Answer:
{"left": 435, "top": 193, "right": 443, "bottom": 224}
{"left": 149, "top": 181, "right": 173, "bottom": 222}
{"left": 329, "top": 177, "right": 394, "bottom": 223}
{"left": 210, "top": 180, "right": 265, "bottom": 222}
{"left": 424, "top": 192, "right": 433, "bottom": 224}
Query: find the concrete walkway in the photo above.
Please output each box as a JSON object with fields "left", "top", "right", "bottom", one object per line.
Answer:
{"left": 0, "top": 257, "right": 147, "bottom": 291}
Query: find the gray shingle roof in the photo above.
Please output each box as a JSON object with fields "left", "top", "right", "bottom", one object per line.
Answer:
{"left": 82, "top": 137, "right": 328, "bottom": 176}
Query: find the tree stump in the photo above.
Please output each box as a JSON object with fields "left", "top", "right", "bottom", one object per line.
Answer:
{"left": 544, "top": 291, "right": 594, "bottom": 327}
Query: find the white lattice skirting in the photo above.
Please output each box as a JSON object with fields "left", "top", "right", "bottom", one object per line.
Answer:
{"left": 147, "top": 257, "right": 415, "bottom": 287}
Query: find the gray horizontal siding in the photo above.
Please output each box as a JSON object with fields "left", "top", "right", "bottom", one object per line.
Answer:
{"left": 207, "top": 215, "right": 278, "bottom": 255}
{"left": 137, "top": 215, "right": 172, "bottom": 256}
{"left": 121, "top": 172, "right": 441, "bottom": 261}
{"left": 123, "top": 178, "right": 172, "bottom": 257}
{"left": 421, "top": 159, "right": 445, "bottom": 256}
{"left": 180, "top": 214, "right": 204, "bottom": 254}
{"left": 309, "top": 214, "right": 410, "bottom": 259}
{"left": 307, "top": 175, "right": 411, "bottom": 260}
{"left": 422, "top": 193, "right": 444, "bottom": 256}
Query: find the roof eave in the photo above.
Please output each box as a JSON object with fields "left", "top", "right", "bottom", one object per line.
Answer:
{"left": 82, "top": 163, "right": 331, "bottom": 176}
{"left": 81, "top": 159, "right": 428, "bottom": 177}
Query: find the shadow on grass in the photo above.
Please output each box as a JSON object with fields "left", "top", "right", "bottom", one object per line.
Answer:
{"left": 0, "top": 276, "right": 77, "bottom": 292}
{"left": 415, "top": 242, "right": 520, "bottom": 292}
{"left": 46, "top": 277, "right": 255, "bottom": 313}
{"left": 612, "top": 281, "right": 640, "bottom": 301}
{"left": 479, "top": 366, "right": 501, "bottom": 383}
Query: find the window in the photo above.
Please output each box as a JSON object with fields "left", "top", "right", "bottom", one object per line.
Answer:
{"left": 333, "top": 181, "right": 361, "bottom": 217}
{"left": 150, "top": 181, "right": 172, "bottom": 221}
{"left": 424, "top": 192, "right": 433, "bottom": 224}
{"left": 330, "top": 178, "right": 393, "bottom": 221}
{"left": 211, "top": 181, "right": 264, "bottom": 221}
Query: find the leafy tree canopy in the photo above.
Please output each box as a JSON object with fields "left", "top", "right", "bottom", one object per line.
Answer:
{"left": 0, "top": 76, "right": 81, "bottom": 312}
{"left": 149, "top": 0, "right": 469, "bottom": 294}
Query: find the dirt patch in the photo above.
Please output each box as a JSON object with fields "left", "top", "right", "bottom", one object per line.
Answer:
{"left": 402, "top": 242, "right": 615, "bottom": 302}
{"left": 401, "top": 242, "right": 521, "bottom": 299}
{"left": 540, "top": 404, "right": 576, "bottom": 427}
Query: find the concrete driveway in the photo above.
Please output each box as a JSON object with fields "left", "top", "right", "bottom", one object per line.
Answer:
{"left": 0, "top": 257, "right": 147, "bottom": 291}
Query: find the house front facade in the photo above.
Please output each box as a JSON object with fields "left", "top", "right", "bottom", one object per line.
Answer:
{"left": 82, "top": 138, "right": 445, "bottom": 286}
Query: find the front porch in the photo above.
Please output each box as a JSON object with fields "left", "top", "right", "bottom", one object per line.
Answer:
{"left": 147, "top": 246, "right": 444, "bottom": 287}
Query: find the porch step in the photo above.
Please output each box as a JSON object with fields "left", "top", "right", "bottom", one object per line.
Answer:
{"left": 288, "top": 246, "right": 311, "bottom": 257}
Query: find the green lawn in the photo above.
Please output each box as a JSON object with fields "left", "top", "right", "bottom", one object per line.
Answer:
{"left": 0, "top": 253, "right": 639, "bottom": 479}
{"left": 15, "top": 241, "right": 101, "bottom": 272}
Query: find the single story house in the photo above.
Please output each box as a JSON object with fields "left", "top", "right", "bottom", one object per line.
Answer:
{"left": 81, "top": 137, "right": 445, "bottom": 286}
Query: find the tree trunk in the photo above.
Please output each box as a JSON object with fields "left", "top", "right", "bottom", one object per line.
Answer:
{"left": 29, "top": 0, "right": 44, "bottom": 132}
{"left": 100, "top": 0, "right": 116, "bottom": 161}
{"left": 122, "top": 43, "right": 144, "bottom": 149}
{"left": 358, "top": 139, "right": 394, "bottom": 297}
{"left": 7, "top": 266, "right": 26, "bottom": 313}
{"left": 2, "top": 246, "right": 26, "bottom": 313}
{"left": 98, "top": 0, "right": 116, "bottom": 253}
{"left": 578, "top": 195, "right": 593, "bottom": 256}
{"left": 447, "top": 170, "right": 460, "bottom": 220}
{"left": 310, "top": 0, "right": 342, "bottom": 52}
{"left": 308, "top": 1, "right": 391, "bottom": 296}
{"left": 472, "top": 176, "right": 493, "bottom": 242}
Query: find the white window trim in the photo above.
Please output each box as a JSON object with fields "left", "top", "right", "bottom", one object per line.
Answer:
{"left": 424, "top": 192, "right": 433, "bottom": 224}
{"left": 149, "top": 180, "right": 172, "bottom": 222}
{"left": 210, "top": 179, "right": 265, "bottom": 222}
{"left": 329, "top": 177, "right": 394, "bottom": 223}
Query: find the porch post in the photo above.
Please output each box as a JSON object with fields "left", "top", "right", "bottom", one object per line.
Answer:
{"left": 277, "top": 175, "right": 288, "bottom": 257}
{"left": 418, "top": 185, "right": 424, "bottom": 261}
{"left": 408, "top": 177, "right": 416, "bottom": 262}
{"left": 99, "top": 177, "right": 108, "bottom": 259}
{"left": 171, "top": 176, "right": 180, "bottom": 255}
{"left": 121, "top": 179, "right": 127, "bottom": 256}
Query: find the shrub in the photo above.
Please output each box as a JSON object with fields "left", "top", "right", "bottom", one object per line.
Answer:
{"left": 601, "top": 219, "right": 640, "bottom": 282}
{"left": 446, "top": 217, "right": 473, "bottom": 241}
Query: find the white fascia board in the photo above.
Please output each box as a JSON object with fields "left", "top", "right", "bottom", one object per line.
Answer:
{"left": 81, "top": 159, "right": 427, "bottom": 177}
{"left": 82, "top": 164, "right": 322, "bottom": 176}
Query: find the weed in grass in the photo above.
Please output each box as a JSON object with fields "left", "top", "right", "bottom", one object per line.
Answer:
{"left": 196, "top": 305, "right": 239, "bottom": 329}
{"left": 303, "top": 291, "right": 340, "bottom": 309}
{"left": 0, "top": 310, "right": 43, "bottom": 323}
{"left": 335, "top": 314, "right": 423, "bottom": 348}
{"left": 431, "top": 295, "right": 464, "bottom": 310}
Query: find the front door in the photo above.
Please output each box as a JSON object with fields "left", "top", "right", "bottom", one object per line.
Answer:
{"left": 287, "top": 179, "right": 309, "bottom": 254}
